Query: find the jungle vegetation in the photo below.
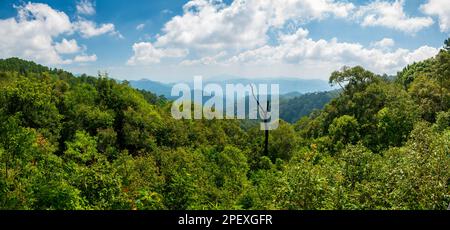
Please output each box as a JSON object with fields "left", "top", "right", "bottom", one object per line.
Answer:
{"left": 0, "top": 39, "right": 449, "bottom": 210}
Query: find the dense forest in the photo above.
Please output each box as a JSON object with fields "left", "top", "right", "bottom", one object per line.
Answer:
{"left": 280, "top": 91, "right": 338, "bottom": 123}
{"left": 0, "top": 39, "right": 449, "bottom": 210}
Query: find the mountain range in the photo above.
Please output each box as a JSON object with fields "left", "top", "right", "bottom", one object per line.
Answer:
{"left": 129, "top": 77, "right": 334, "bottom": 100}
{"left": 128, "top": 77, "right": 337, "bottom": 123}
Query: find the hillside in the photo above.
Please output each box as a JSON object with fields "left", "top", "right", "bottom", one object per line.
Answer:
{"left": 129, "top": 79, "right": 174, "bottom": 99}
{"left": 129, "top": 78, "right": 337, "bottom": 123}
{"left": 280, "top": 91, "right": 339, "bottom": 123}
{"left": 129, "top": 77, "right": 334, "bottom": 98}
{"left": 0, "top": 44, "right": 449, "bottom": 210}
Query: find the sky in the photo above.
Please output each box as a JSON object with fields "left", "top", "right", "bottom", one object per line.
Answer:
{"left": 0, "top": 0, "right": 449, "bottom": 82}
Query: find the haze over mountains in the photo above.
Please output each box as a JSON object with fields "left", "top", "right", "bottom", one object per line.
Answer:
{"left": 128, "top": 76, "right": 338, "bottom": 123}
{"left": 129, "top": 77, "right": 334, "bottom": 99}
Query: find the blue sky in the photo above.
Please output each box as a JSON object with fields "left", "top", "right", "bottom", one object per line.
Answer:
{"left": 0, "top": 0, "right": 449, "bottom": 82}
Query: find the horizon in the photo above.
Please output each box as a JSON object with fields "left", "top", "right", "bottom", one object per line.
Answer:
{"left": 1, "top": 0, "right": 449, "bottom": 82}
{"left": 128, "top": 75, "right": 334, "bottom": 84}
{"left": 1, "top": 0, "right": 450, "bottom": 217}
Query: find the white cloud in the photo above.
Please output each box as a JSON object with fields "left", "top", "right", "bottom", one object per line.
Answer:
{"left": 404, "top": 45, "right": 440, "bottom": 63}
{"left": 180, "top": 51, "right": 227, "bottom": 66}
{"left": 355, "top": 0, "right": 434, "bottom": 34}
{"left": 127, "top": 42, "right": 188, "bottom": 65}
{"left": 420, "top": 0, "right": 450, "bottom": 33}
{"left": 76, "top": 0, "right": 96, "bottom": 16}
{"left": 126, "top": 0, "right": 441, "bottom": 78}
{"left": 74, "top": 0, "right": 122, "bottom": 38}
{"left": 278, "top": 28, "right": 310, "bottom": 44}
{"left": 0, "top": 3, "right": 73, "bottom": 64}
{"left": 0, "top": 2, "right": 120, "bottom": 65}
{"left": 136, "top": 23, "right": 145, "bottom": 30}
{"left": 370, "top": 38, "right": 395, "bottom": 48}
{"left": 74, "top": 54, "right": 97, "bottom": 62}
{"left": 227, "top": 28, "right": 439, "bottom": 75}
{"left": 75, "top": 19, "right": 122, "bottom": 38}
{"left": 55, "top": 39, "right": 81, "bottom": 54}
{"left": 154, "top": 0, "right": 355, "bottom": 53}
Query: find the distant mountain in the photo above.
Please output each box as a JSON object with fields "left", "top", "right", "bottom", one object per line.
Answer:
{"left": 129, "top": 79, "right": 174, "bottom": 99}
{"left": 281, "top": 92, "right": 303, "bottom": 99}
{"left": 129, "top": 77, "right": 333, "bottom": 99}
{"left": 128, "top": 78, "right": 336, "bottom": 123}
{"left": 200, "top": 78, "right": 332, "bottom": 95}
{"left": 226, "top": 90, "right": 338, "bottom": 123}
{"left": 279, "top": 90, "right": 339, "bottom": 123}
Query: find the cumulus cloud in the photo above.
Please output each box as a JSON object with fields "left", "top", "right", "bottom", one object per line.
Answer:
{"left": 154, "top": 0, "right": 355, "bottom": 53}
{"left": 355, "top": 0, "right": 434, "bottom": 34}
{"left": 370, "top": 38, "right": 395, "bottom": 48}
{"left": 420, "top": 0, "right": 450, "bottom": 33}
{"left": 76, "top": 0, "right": 96, "bottom": 16}
{"left": 75, "top": 19, "right": 122, "bottom": 38}
{"left": 74, "top": 54, "right": 97, "bottom": 62}
{"left": 55, "top": 39, "right": 81, "bottom": 54}
{"left": 74, "top": 0, "right": 121, "bottom": 38}
{"left": 180, "top": 51, "right": 227, "bottom": 66}
{"left": 0, "top": 2, "right": 120, "bottom": 65}
{"left": 0, "top": 3, "right": 74, "bottom": 64}
{"left": 227, "top": 28, "right": 439, "bottom": 74}
{"left": 151, "top": 0, "right": 434, "bottom": 55}
{"left": 127, "top": 42, "right": 188, "bottom": 65}
{"left": 126, "top": 0, "right": 442, "bottom": 77}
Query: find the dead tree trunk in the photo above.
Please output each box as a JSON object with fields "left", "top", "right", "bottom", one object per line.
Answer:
{"left": 264, "top": 100, "right": 270, "bottom": 157}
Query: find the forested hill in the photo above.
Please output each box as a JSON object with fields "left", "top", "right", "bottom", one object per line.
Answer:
{"left": 280, "top": 91, "right": 338, "bottom": 123}
{"left": 126, "top": 78, "right": 338, "bottom": 124}
{"left": 0, "top": 38, "right": 449, "bottom": 210}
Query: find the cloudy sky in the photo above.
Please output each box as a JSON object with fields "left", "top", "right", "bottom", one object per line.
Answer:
{"left": 0, "top": 0, "right": 449, "bottom": 82}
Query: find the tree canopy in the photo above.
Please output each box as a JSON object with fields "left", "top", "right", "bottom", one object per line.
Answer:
{"left": 0, "top": 39, "right": 449, "bottom": 210}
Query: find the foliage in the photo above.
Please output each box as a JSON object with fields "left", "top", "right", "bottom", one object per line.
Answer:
{"left": 0, "top": 39, "right": 449, "bottom": 211}
{"left": 279, "top": 91, "right": 337, "bottom": 123}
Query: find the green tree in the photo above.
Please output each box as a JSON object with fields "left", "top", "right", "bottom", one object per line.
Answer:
{"left": 444, "top": 37, "right": 450, "bottom": 51}
{"left": 329, "top": 66, "right": 377, "bottom": 94}
{"left": 435, "top": 50, "right": 450, "bottom": 111}
{"left": 268, "top": 120, "right": 299, "bottom": 161}
{"left": 434, "top": 109, "right": 450, "bottom": 131}
{"left": 409, "top": 75, "right": 442, "bottom": 122}
{"left": 328, "top": 115, "right": 359, "bottom": 151}
{"left": 0, "top": 114, "right": 37, "bottom": 209}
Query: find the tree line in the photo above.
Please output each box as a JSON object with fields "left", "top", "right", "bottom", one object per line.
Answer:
{"left": 0, "top": 39, "right": 449, "bottom": 210}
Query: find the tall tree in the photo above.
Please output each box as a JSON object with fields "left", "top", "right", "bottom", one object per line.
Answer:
{"left": 444, "top": 38, "right": 450, "bottom": 51}
{"left": 329, "top": 66, "right": 378, "bottom": 94}
{"left": 435, "top": 50, "right": 450, "bottom": 110}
